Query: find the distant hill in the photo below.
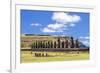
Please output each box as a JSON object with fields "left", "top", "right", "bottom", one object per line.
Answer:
{"left": 22, "top": 34, "right": 51, "bottom": 36}
{"left": 79, "top": 42, "right": 89, "bottom": 49}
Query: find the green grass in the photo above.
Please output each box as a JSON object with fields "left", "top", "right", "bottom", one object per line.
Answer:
{"left": 20, "top": 51, "right": 89, "bottom": 63}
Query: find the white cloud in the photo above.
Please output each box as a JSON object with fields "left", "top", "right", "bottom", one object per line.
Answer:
{"left": 47, "top": 23, "right": 66, "bottom": 30}
{"left": 42, "top": 27, "right": 64, "bottom": 33}
{"left": 52, "top": 12, "right": 81, "bottom": 24}
{"left": 42, "top": 27, "right": 56, "bottom": 33}
{"left": 70, "top": 23, "right": 76, "bottom": 27}
{"left": 42, "top": 23, "right": 67, "bottom": 33}
{"left": 30, "top": 23, "right": 41, "bottom": 26}
{"left": 42, "top": 12, "right": 81, "bottom": 33}
{"left": 79, "top": 36, "right": 89, "bottom": 40}
{"left": 72, "top": 15, "right": 81, "bottom": 22}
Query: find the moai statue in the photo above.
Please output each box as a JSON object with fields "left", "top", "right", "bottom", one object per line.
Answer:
{"left": 65, "top": 40, "right": 68, "bottom": 48}
{"left": 57, "top": 38, "right": 61, "bottom": 48}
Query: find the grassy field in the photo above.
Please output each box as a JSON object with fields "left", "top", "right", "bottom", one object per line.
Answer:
{"left": 20, "top": 51, "right": 89, "bottom": 63}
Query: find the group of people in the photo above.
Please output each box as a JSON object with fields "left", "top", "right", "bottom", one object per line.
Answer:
{"left": 34, "top": 53, "right": 49, "bottom": 57}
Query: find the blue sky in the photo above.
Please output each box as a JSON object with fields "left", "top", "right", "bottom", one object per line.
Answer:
{"left": 21, "top": 10, "right": 90, "bottom": 46}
